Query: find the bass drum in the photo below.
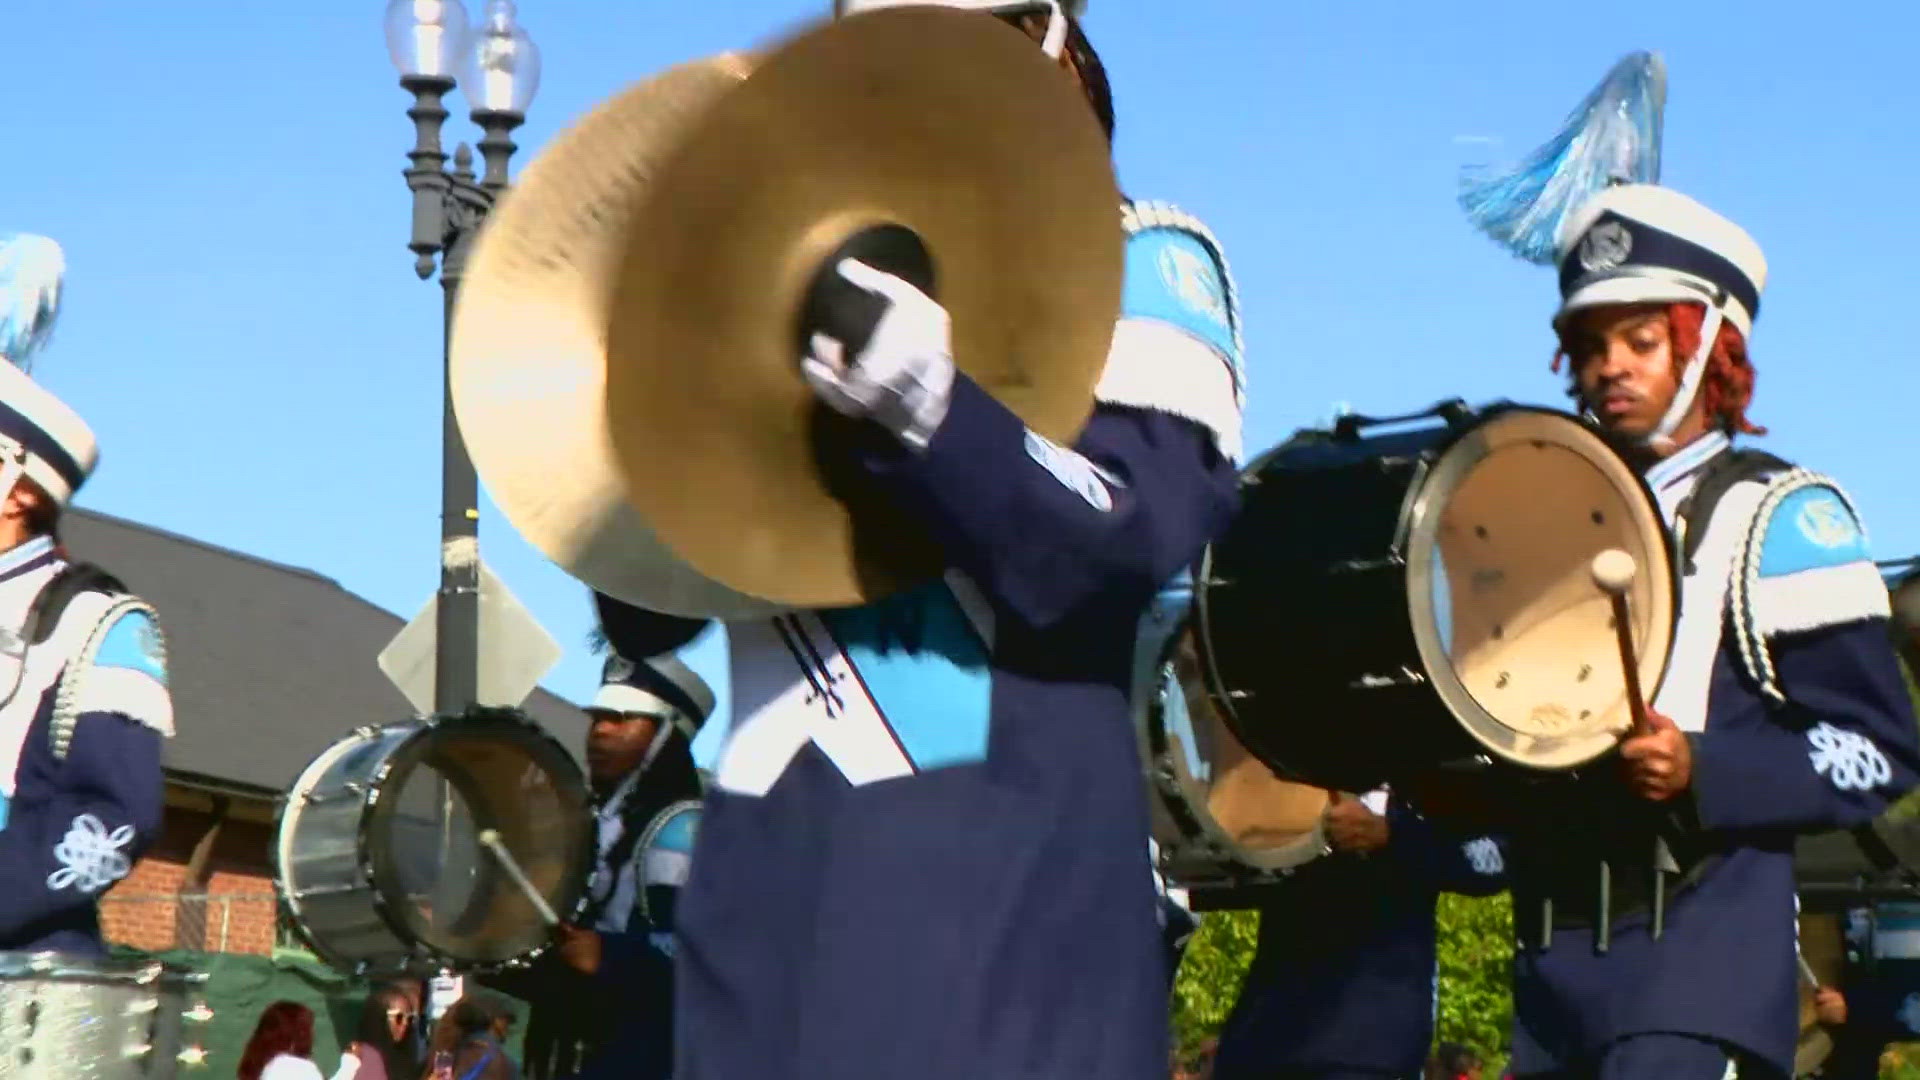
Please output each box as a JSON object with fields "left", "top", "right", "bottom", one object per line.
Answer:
{"left": 1135, "top": 575, "right": 1332, "bottom": 905}
{"left": 274, "top": 707, "right": 594, "bottom": 977}
{"left": 1194, "top": 400, "right": 1680, "bottom": 799}
{"left": 0, "top": 952, "right": 212, "bottom": 1078}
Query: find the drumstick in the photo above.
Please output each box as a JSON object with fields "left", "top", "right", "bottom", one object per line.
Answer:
{"left": 1593, "top": 548, "right": 1669, "bottom": 943}
{"left": 477, "top": 828, "right": 560, "bottom": 927}
{"left": 1799, "top": 953, "right": 1822, "bottom": 990}
{"left": 1590, "top": 549, "right": 1651, "bottom": 739}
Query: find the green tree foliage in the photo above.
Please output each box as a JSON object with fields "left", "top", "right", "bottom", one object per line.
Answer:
{"left": 1170, "top": 908, "right": 1257, "bottom": 1059}
{"left": 1434, "top": 893, "right": 1514, "bottom": 1065}
{"left": 1169, "top": 895, "right": 1517, "bottom": 1068}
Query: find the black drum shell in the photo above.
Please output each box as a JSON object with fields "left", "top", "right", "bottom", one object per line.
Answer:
{"left": 1195, "top": 418, "right": 1475, "bottom": 794}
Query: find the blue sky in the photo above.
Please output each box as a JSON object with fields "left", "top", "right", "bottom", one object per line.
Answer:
{"left": 3, "top": 1, "right": 1913, "bottom": 767}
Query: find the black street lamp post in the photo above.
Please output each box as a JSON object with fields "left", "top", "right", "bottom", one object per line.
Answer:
{"left": 384, "top": 0, "right": 540, "bottom": 720}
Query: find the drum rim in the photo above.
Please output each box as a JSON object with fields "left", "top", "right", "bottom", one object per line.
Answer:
{"left": 0, "top": 950, "right": 198, "bottom": 985}
{"left": 1133, "top": 581, "right": 1331, "bottom": 884}
{"left": 274, "top": 708, "right": 594, "bottom": 976}
{"left": 1401, "top": 404, "right": 1682, "bottom": 771}
{"left": 364, "top": 707, "right": 593, "bottom": 973}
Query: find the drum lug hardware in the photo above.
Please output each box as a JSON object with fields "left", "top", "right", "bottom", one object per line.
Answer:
{"left": 293, "top": 883, "right": 364, "bottom": 899}
{"left": 1329, "top": 555, "right": 1405, "bottom": 575}
{"left": 301, "top": 783, "right": 365, "bottom": 806}
{"left": 1352, "top": 667, "right": 1426, "bottom": 690}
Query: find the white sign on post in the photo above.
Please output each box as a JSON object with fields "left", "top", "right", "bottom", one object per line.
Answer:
{"left": 378, "top": 560, "right": 563, "bottom": 715}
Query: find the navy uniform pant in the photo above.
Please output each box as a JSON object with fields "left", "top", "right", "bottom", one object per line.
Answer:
{"left": 1517, "top": 1033, "right": 1782, "bottom": 1079}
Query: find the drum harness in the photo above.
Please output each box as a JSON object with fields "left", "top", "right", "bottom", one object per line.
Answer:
{"left": 2, "top": 560, "right": 141, "bottom": 760}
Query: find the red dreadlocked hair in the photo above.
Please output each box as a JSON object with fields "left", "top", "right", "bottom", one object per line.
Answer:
{"left": 1552, "top": 301, "right": 1766, "bottom": 436}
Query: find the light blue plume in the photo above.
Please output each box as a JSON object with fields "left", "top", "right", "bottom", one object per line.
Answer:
{"left": 1458, "top": 52, "right": 1666, "bottom": 265}
{"left": 0, "top": 233, "right": 65, "bottom": 371}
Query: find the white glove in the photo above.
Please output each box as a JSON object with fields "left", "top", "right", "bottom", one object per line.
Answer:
{"left": 801, "top": 258, "right": 957, "bottom": 452}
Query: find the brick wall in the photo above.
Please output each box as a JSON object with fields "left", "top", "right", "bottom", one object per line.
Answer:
{"left": 99, "top": 794, "right": 282, "bottom": 956}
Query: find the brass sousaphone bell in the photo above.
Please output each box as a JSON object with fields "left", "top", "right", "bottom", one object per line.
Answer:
{"left": 450, "top": 6, "right": 1123, "bottom": 615}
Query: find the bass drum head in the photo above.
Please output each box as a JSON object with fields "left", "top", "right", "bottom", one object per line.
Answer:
{"left": 1161, "top": 631, "right": 1329, "bottom": 870}
{"left": 1405, "top": 407, "right": 1678, "bottom": 770}
{"left": 1137, "top": 572, "right": 1328, "bottom": 888}
{"left": 367, "top": 713, "right": 594, "bottom": 967}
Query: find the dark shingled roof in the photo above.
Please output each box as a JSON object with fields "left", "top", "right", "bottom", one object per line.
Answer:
{"left": 60, "top": 508, "right": 586, "bottom": 799}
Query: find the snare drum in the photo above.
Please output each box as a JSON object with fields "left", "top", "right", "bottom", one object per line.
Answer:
{"left": 274, "top": 707, "right": 594, "bottom": 977}
{"left": 1135, "top": 576, "right": 1332, "bottom": 899}
{"left": 0, "top": 952, "right": 211, "bottom": 1078}
{"left": 1194, "top": 400, "right": 1679, "bottom": 796}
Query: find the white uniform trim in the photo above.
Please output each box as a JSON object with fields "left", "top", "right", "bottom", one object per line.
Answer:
{"left": 1655, "top": 480, "right": 1764, "bottom": 732}
{"left": 1748, "top": 562, "right": 1891, "bottom": 638}
{"left": 719, "top": 614, "right": 915, "bottom": 796}
{"left": 1093, "top": 319, "right": 1243, "bottom": 462}
{"left": 642, "top": 847, "right": 692, "bottom": 890}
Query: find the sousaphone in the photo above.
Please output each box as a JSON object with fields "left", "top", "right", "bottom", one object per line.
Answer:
{"left": 451, "top": 6, "right": 1123, "bottom": 615}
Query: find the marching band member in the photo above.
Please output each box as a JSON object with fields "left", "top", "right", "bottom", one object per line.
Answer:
{"left": 1461, "top": 55, "right": 1920, "bottom": 1076}
{"left": 0, "top": 235, "right": 172, "bottom": 955}
{"left": 594, "top": 3, "right": 1248, "bottom": 1076}
{"left": 1208, "top": 788, "right": 1506, "bottom": 1080}
{"left": 490, "top": 652, "right": 712, "bottom": 1080}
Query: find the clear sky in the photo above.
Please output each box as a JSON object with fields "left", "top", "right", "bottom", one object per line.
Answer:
{"left": 2, "top": 1, "right": 1912, "bottom": 768}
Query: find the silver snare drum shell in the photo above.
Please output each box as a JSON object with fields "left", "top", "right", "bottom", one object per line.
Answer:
{"left": 274, "top": 707, "right": 594, "bottom": 977}
{"left": 0, "top": 952, "right": 211, "bottom": 1078}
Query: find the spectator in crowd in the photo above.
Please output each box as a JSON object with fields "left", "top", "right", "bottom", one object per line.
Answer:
{"left": 425, "top": 993, "right": 521, "bottom": 1080}
{"left": 237, "top": 1000, "right": 362, "bottom": 1080}
{"left": 345, "top": 984, "right": 420, "bottom": 1080}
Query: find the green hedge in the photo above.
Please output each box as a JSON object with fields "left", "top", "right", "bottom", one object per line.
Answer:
{"left": 1171, "top": 894, "right": 1515, "bottom": 1070}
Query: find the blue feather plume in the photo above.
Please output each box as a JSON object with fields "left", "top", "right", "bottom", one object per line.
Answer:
{"left": 0, "top": 233, "right": 65, "bottom": 371}
{"left": 1458, "top": 52, "right": 1667, "bottom": 265}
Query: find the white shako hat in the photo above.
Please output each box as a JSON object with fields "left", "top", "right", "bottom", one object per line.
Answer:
{"left": 589, "top": 652, "right": 716, "bottom": 738}
{"left": 834, "top": 0, "right": 1087, "bottom": 58}
{"left": 0, "top": 361, "right": 96, "bottom": 509}
{"left": 1554, "top": 183, "right": 1767, "bottom": 337}
{"left": 1553, "top": 183, "right": 1767, "bottom": 446}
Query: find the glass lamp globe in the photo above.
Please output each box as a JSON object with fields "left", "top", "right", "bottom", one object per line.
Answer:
{"left": 463, "top": 0, "right": 541, "bottom": 114}
{"left": 384, "top": 0, "right": 471, "bottom": 79}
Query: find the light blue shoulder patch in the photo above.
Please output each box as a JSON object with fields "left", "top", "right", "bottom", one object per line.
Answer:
{"left": 648, "top": 805, "right": 700, "bottom": 856}
{"left": 91, "top": 609, "right": 168, "bottom": 686}
{"left": 1757, "top": 483, "right": 1873, "bottom": 578}
{"left": 1121, "top": 203, "right": 1243, "bottom": 385}
{"left": 820, "top": 581, "right": 993, "bottom": 774}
